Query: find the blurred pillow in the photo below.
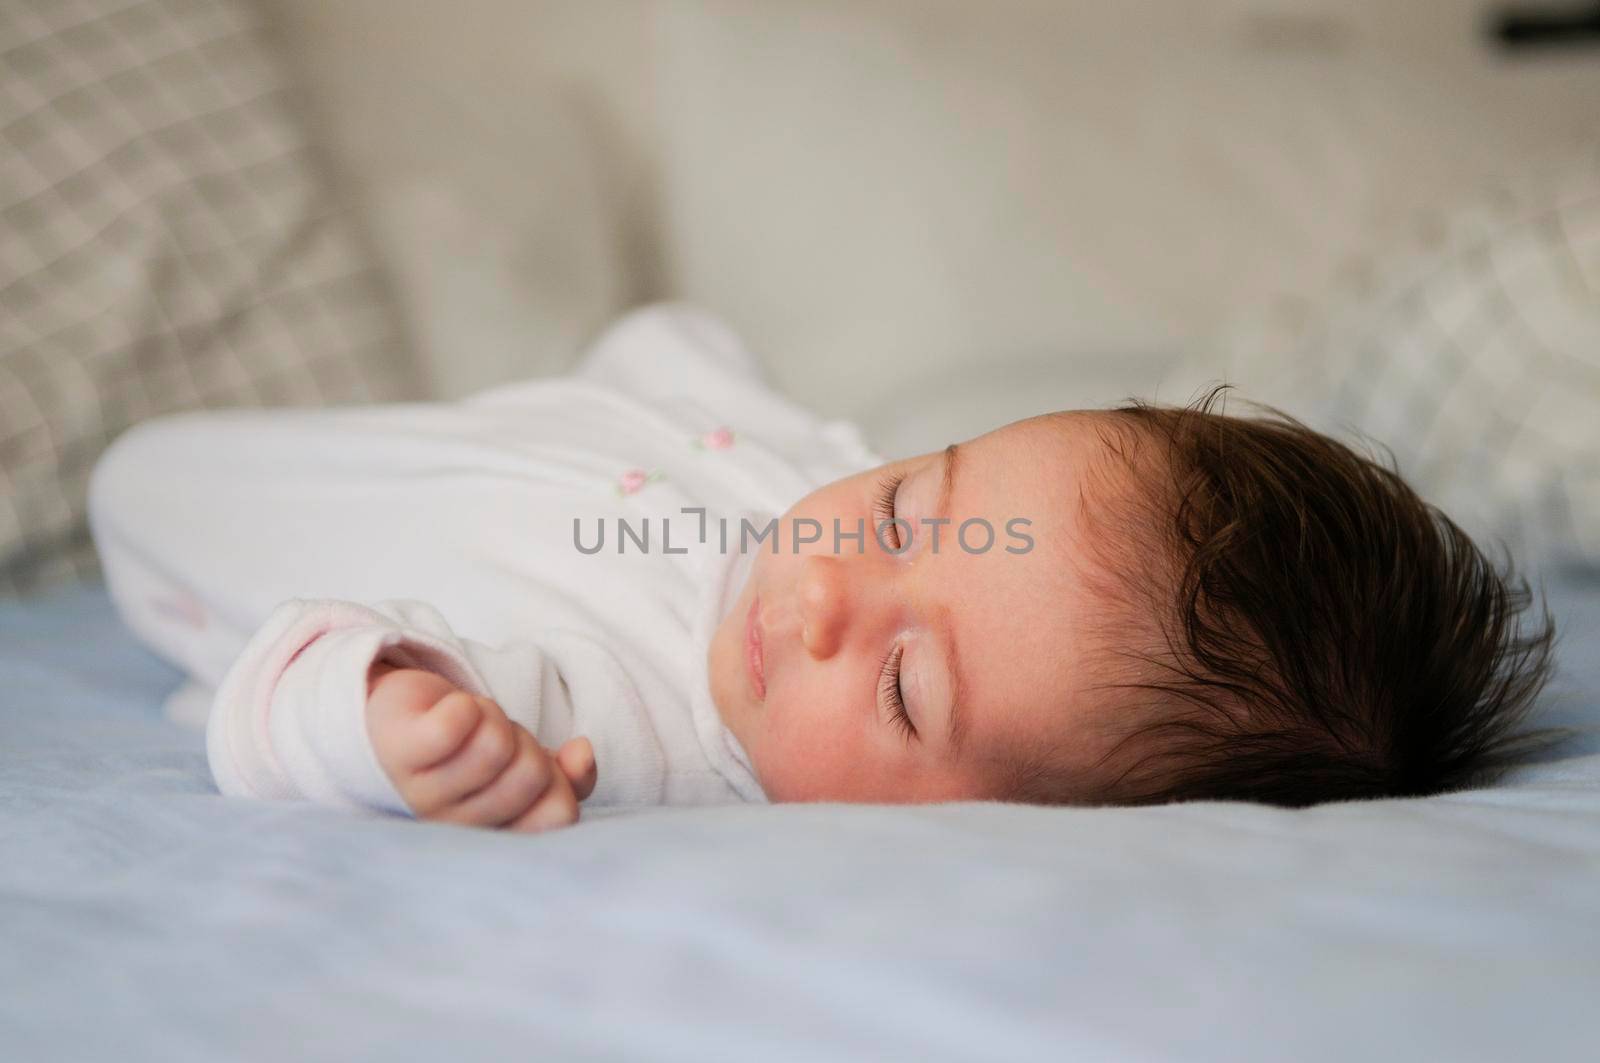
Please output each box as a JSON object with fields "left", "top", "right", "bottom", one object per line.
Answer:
{"left": 1233, "top": 145, "right": 1600, "bottom": 571}
{"left": 0, "top": 0, "right": 420, "bottom": 598}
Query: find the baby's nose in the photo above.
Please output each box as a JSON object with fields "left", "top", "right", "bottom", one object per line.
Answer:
{"left": 798, "top": 555, "right": 849, "bottom": 660}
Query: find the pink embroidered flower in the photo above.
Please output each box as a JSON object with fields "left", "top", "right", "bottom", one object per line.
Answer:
{"left": 617, "top": 468, "right": 662, "bottom": 496}
{"left": 694, "top": 426, "right": 736, "bottom": 450}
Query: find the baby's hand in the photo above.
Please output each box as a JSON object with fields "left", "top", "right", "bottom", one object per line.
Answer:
{"left": 364, "top": 662, "right": 597, "bottom": 833}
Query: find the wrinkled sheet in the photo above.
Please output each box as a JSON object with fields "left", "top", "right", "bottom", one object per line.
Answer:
{"left": 3, "top": 577, "right": 1599, "bottom": 1062}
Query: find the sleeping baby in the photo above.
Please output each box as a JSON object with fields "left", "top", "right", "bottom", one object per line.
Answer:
{"left": 87, "top": 304, "right": 1556, "bottom": 832}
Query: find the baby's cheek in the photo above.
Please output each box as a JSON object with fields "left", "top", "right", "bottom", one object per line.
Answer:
{"left": 759, "top": 748, "right": 862, "bottom": 802}
{"left": 759, "top": 699, "right": 899, "bottom": 803}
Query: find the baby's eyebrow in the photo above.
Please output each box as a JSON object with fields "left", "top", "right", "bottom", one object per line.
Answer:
{"left": 935, "top": 441, "right": 968, "bottom": 753}
{"left": 939, "top": 442, "right": 961, "bottom": 518}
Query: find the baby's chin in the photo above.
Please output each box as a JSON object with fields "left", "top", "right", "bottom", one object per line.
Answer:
{"left": 706, "top": 582, "right": 756, "bottom": 744}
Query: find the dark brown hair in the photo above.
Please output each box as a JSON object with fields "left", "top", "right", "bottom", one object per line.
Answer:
{"left": 1026, "top": 386, "right": 1562, "bottom": 808}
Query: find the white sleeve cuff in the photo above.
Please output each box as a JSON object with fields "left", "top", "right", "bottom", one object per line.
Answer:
{"left": 266, "top": 625, "right": 414, "bottom": 815}
{"left": 206, "top": 599, "right": 494, "bottom": 817}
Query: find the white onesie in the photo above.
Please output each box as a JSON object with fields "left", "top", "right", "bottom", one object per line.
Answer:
{"left": 87, "top": 304, "right": 883, "bottom": 815}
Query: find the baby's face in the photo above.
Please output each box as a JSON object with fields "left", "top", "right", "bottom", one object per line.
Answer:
{"left": 708, "top": 411, "right": 1134, "bottom": 803}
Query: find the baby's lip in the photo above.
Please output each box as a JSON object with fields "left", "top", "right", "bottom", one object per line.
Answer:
{"left": 745, "top": 594, "right": 767, "bottom": 701}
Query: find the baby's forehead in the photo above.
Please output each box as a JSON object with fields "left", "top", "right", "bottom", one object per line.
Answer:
{"left": 942, "top": 411, "right": 1161, "bottom": 773}
{"left": 968, "top": 410, "right": 1161, "bottom": 539}
{"left": 985, "top": 409, "right": 1158, "bottom": 470}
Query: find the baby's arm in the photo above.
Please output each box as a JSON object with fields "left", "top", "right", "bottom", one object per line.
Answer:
{"left": 206, "top": 596, "right": 594, "bottom": 830}
{"left": 87, "top": 402, "right": 524, "bottom": 696}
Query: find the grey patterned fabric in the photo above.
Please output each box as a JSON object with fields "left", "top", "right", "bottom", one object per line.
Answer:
{"left": 0, "top": 0, "right": 419, "bottom": 598}
{"left": 1244, "top": 145, "right": 1600, "bottom": 570}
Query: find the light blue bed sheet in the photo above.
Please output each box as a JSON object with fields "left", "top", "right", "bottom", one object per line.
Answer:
{"left": 3, "top": 575, "right": 1599, "bottom": 1062}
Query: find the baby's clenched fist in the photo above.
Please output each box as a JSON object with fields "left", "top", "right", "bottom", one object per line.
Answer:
{"left": 364, "top": 662, "right": 596, "bottom": 832}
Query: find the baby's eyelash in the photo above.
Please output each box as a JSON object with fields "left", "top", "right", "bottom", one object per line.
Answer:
{"left": 873, "top": 471, "right": 905, "bottom": 547}
{"left": 878, "top": 643, "right": 916, "bottom": 742}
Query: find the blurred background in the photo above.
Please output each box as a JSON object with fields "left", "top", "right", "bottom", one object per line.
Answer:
{"left": 269, "top": 1, "right": 1600, "bottom": 421}
{"left": 3, "top": 0, "right": 1599, "bottom": 595}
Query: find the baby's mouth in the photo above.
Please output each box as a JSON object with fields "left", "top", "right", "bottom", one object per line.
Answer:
{"left": 744, "top": 594, "right": 767, "bottom": 701}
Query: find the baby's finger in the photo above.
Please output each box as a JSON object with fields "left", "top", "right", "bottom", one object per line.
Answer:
{"left": 555, "top": 737, "right": 597, "bottom": 801}
{"left": 401, "top": 689, "right": 484, "bottom": 770}
{"left": 405, "top": 699, "right": 520, "bottom": 812}
{"left": 506, "top": 761, "right": 580, "bottom": 834}
{"left": 438, "top": 726, "right": 554, "bottom": 828}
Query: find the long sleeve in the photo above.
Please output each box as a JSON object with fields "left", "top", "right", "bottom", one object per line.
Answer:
{"left": 206, "top": 596, "right": 668, "bottom": 815}
{"left": 85, "top": 400, "right": 512, "bottom": 694}
{"left": 207, "top": 598, "right": 488, "bottom": 815}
